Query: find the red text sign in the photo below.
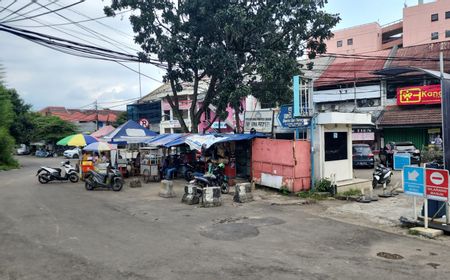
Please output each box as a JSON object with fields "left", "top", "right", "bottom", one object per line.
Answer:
{"left": 397, "top": 84, "right": 441, "bottom": 105}
{"left": 425, "top": 168, "right": 449, "bottom": 201}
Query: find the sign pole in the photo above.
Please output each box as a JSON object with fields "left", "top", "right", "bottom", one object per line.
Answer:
{"left": 424, "top": 198, "right": 429, "bottom": 229}
{"left": 413, "top": 196, "right": 417, "bottom": 221}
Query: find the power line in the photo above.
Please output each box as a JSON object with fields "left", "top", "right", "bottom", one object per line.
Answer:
{"left": 0, "top": 1, "right": 18, "bottom": 15}
{"left": 0, "top": 0, "right": 34, "bottom": 22}
{"left": 8, "top": 9, "right": 131, "bottom": 28}
{"left": 3, "top": 0, "right": 86, "bottom": 24}
{"left": 5, "top": 0, "right": 57, "bottom": 23}
{"left": 116, "top": 61, "right": 162, "bottom": 83}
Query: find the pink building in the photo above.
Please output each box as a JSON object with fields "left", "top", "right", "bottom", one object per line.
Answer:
{"left": 325, "top": 0, "right": 449, "bottom": 54}
{"left": 403, "top": 0, "right": 450, "bottom": 47}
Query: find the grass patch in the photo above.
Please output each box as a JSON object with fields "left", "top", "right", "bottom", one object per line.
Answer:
{"left": 408, "top": 229, "right": 420, "bottom": 236}
{"left": 296, "top": 190, "right": 330, "bottom": 200}
{"left": 339, "top": 188, "right": 362, "bottom": 197}
{"left": 0, "top": 162, "right": 19, "bottom": 171}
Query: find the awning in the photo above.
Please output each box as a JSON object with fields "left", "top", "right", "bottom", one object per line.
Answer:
{"left": 377, "top": 105, "right": 442, "bottom": 127}
{"left": 104, "top": 120, "right": 158, "bottom": 144}
{"left": 163, "top": 134, "right": 191, "bottom": 148}
{"left": 145, "top": 134, "right": 183, "bottom": 147}
{"left": 215, "top": 133, "right": 266, "bottom": 143}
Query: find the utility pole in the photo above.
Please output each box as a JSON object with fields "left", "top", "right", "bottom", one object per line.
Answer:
{"left": 439, "top": 43, "right": 450, "bottom": 224}
{"left": 138, "top": 62, "right": 142, "bottom": 103}
{"left": 95, "top": 99, "right": 99, "bottom": 130}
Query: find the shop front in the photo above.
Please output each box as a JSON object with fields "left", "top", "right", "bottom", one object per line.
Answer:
{"left": 377, "top": 84, "right": 442, "bottom": 150}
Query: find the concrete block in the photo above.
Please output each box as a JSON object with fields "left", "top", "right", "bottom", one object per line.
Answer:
{"left": 233, "top": 183, "right": 253, "bottom": 203}
{"left": 181, "top": 184, "right": 200, "bottom": 205}
{"left": 129, "top": 178, "right": 142, "bottom": 188}
{"left": 159, "top": 180, "right": 176, "bottom": 198}
{"left": 202, "top": 186, "right": 222, "bottom": 207}
{"left": 410, "top": 227, "right": 443, "bottom": 238}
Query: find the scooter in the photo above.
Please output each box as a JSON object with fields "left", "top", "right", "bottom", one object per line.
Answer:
{"left": 372, "top": 163, "right": 392, "bottom": 189}
{"left": 184, "top": 161, "right": 205, "bottom": 181}
{"left": 36, "top": 161, "right": 79, "bottom": 184}
{"left": 191, "top": 163, "right": 229, "bottom": 194}
{"left": 84, "top": 167, "right": 124, "bottom": 192}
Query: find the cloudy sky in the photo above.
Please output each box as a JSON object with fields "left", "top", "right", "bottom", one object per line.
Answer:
{"left": 0, "top": 0, "right": 432, "bottom": 111}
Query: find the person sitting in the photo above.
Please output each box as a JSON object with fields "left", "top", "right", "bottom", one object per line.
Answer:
{"left": 165, "top": 156, "right": 180, "bottom": 180}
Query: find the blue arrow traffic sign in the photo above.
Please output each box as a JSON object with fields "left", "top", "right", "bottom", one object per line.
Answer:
{"left": 403, "top": 166, "right": 425, "bottom": 197}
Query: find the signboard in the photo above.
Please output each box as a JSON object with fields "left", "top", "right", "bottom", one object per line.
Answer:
{"left": 278, "top": 104, "right": 309, "bottom": 128}
{"left": 393, "top": 153, "right": 411, "bottom": 170}
{"left": 403, "top": 166, "right": 425, "bottom": 197}
{"left": 425, "top": 168, "right": 449, "bottom": 201}
{"left": 139, "top": 118, "right": 149, "bottom": 128}
{"left": 244, "top": 110, "right": 274, "bottom": 133}
{"left": 352, "top": 132, "right": 375, "bottom": 141}
{"left": 397, "top": 84, "right": 441, "bottom": 106}
{"left": 211, "top": 122, "right": 227, "bottom": 129}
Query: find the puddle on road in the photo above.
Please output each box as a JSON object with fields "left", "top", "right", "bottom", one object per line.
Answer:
{"left": 376, "top": 252, "right": 404, "bottom": 260}
{"left": 200, "top": 216, "right": 285, "bottom": 241}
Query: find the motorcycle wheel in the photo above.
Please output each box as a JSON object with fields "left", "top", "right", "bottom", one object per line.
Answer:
{"left": 184, "top": 170, "right": 194, "bottom": 182}
{"left": 386, "top": 176, "right": 392, "bottom": 185}
{"left": 69, "top": 173, "right": 79, "bottom": 183}
{"left": 38, "top": 174, "right": 49, "bottom": 184}
{"left": 112, "top": 178, "right": 123, "bottom": 192}
{"left": 221, "top": 182, "right": 229, "bottom": 194}
{"left": 372, "top": 178, "right": 378, "bottom": 189}
{"left": 85, "top": 180, "right": 94, "bottom": 191}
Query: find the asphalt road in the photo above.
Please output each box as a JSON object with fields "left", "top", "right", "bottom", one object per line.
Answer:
{"left": 1, "top": 156, "right": 450, "bottom": 280}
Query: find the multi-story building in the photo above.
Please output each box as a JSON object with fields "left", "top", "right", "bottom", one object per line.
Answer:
{"left": 325, "top": 0, "right": 450, "bottom": 54}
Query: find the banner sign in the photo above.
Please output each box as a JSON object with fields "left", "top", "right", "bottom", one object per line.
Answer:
{"left": 244, "top": 110, "right": 274, "bottom": 133}
{"left": 394, "top": 153, "right": 411, "bottom": 170}
{"left": 278, "top": 104, "right": 309, "bottom": 128}
{"left": 397, "top": 84, "right": 441, "bottom": 106}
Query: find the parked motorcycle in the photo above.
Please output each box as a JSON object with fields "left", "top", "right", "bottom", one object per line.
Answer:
{"left": 191, "top": 163, "right": 229, "bottom": 194}
{"left": 35, "top": 149, "right": 57, "bottom": 158}
{"left": 372, "top": 164, "right": 392, "bottom": 188}
{"left": 84, "top": 166, "right": 124, "bottom": 192}
{"left": 184, "top": 161, "right": 205, "bottom": 181}
{"left": 36, "top": 161, "right": 79, "bottom": 184}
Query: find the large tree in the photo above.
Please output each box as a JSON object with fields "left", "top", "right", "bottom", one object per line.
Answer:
{"left": 105, "top": 0, "right": 339, "bottom": 132}
{"left": 6, "top": 88, "right": 34, "bottom": 145}
{"left": 30, "top": 114, "right": 78, "bottom": 144}
{"left": 0, "top": 83, "right": 18, "bottom": 169}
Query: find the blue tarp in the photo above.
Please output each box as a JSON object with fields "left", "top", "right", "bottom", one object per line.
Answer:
{"left": 163, "top": 134, "right": 191, "bottom": 147}
{"left": 215, "top": 133, "right": 266, "bottom": 143}
{"left": 104, "top": 120, "right": 158, "bottom": 144}
{"left": 145, "top": 134, "right": 183, "bottom": 147}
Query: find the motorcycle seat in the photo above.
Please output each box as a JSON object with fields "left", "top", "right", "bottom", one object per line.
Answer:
{"left": 194, "top": 176, "right": 210, "bottom": 184}
{"left": 203, "top": 174, "right": 216, "bottom": 180}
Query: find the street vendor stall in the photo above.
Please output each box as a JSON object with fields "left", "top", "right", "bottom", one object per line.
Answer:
{"left": 82, "top": 142, "right": 117, "bottom": 178}
{"left": 139, "top": 146, "right": 163, "bottom": 182}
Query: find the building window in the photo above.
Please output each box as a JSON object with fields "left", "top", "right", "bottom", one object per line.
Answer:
{"left": 325, "top": 132, "right": 348, "bottom": 161}
{"left": 431, "top": 32, "right": 439, "bottom": 40}
{"left": 446, "top": 11, "right": 450, "bottom": 19}
{"left": 447, "top": 30, "right": 450, "bottom": 38}
{"left": 431, "top": 13, "right": 438, "bottom": 22}
{"left": 347, "top": 38, "right": 353, "bottom": 45}
{"left": 337, "top": 40, "right": 343, "bottom": 47}
{"left": 163, "top": 110, "right": 170, "bottom": 120}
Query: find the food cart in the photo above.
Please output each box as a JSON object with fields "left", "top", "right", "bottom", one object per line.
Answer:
{"left": 139, "top": 146, "right": 163, "bottom": 182}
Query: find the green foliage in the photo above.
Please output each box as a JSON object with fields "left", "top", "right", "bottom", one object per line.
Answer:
{"left": 0, "top": 84, "right": 18, "bottom": 169}
{"left": 30, "top": 114, "right": 77, "bottom": 144}
{"left": 6, "top": 88, "right": 34, "bottom": 145}
{"left": 280, "top": 186, "right": 291, "bottom": 196}
{"left": 297, "top": 190, "right": 329, "bottom": 200}
{"left": 339, "top": 189, "right": 362, "bottom": 197}
{"left": 421, "top": 145, "right": 443, "bottom": 163}
{"left": 115, "top": 111, "right": 128, "bottom": 126}
{"left": 315, "top": 178, "right": 332, "bottom": 193}
{"left": 105, "top": 0, "right": 339, "bottom": 132}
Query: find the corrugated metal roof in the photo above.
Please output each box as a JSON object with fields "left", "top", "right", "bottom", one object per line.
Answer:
{"left": 315, "top": 49, "right": 390, "bottom": 87}
{"left": 377, "top": 105, "right": 442, "bottom": 127}
{"left": 390, "top": 42, "right": 450, "bottom": 71}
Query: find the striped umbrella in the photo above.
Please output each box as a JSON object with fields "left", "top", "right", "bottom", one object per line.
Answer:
{"left": 82, "top": 142, "right": 117, "bottom": 152}
{"left": 57, "top": 134, "right": 98, "bottom": 146}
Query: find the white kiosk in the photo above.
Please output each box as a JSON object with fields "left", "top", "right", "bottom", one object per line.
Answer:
{"left": 313, "top": 112, "right": 373, "bottom": 190}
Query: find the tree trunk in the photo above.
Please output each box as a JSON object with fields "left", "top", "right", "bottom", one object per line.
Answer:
{"left": 234, "top": 104, "right": 241, "bottom": 133}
